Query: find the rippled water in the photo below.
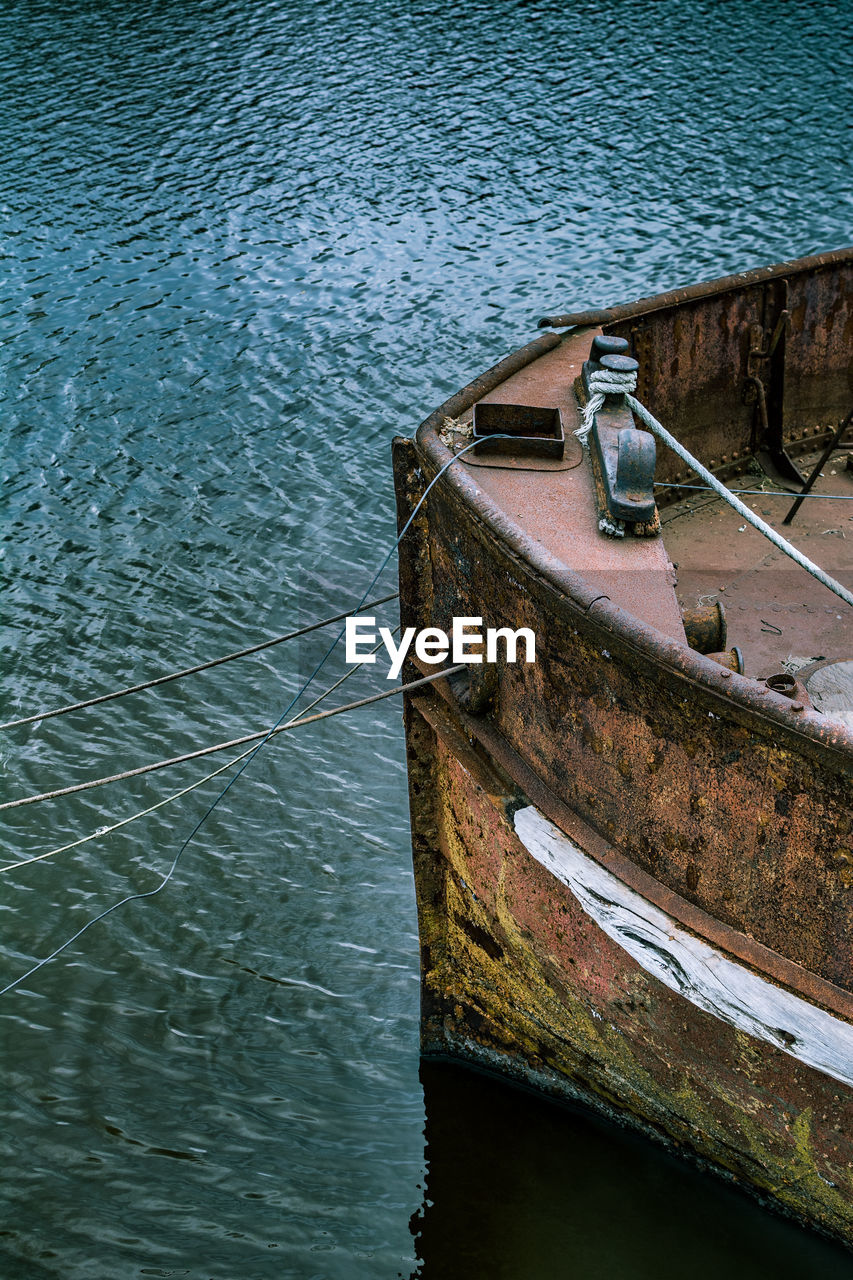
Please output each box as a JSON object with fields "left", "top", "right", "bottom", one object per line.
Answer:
{"left": 1, "top": 1, "right": 851, "bottom": 1276}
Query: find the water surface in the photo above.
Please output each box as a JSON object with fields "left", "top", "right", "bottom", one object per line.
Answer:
{"left": 1, "top": 1, "right": 852, "bottom": 1275}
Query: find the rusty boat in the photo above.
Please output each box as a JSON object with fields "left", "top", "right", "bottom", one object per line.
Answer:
{"left": 392, "top": 248, "right": 853, "bottom": 1243}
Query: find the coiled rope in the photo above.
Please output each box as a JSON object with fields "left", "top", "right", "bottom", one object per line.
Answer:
{"left": 576, "top": 366, "right": 638, "bottom": 445}
{"left": 577, "top": 368, "right": 853, "bottom": 610}
{"left": 0, "top": 592, "right": 398, "bottom": 732}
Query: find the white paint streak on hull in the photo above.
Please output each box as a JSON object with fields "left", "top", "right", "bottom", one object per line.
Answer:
{"left": 513, "top": 805, "right": 853, "bottom": 1089}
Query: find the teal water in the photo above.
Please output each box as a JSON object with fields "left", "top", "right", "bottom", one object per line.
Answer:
{"left": 1, "top": 1, "right": 852, "bottom": 1276}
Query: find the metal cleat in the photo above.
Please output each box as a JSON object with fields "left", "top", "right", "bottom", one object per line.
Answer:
{"left": 581, "top": 345, "right": 658, "bottom": 527}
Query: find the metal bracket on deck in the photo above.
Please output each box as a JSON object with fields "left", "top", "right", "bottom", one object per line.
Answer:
{"left": 581, "top": 336, "right": 657, "bottom": 526}
{"left": 743, "top": 278, "right": 802, "bottom": 487}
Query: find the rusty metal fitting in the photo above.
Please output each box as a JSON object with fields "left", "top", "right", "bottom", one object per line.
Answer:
{"left": 764, "top": 672, "right": 812, "bottom": 707}
{"left": 708, "top": 647, "right": 744, "bottom": 673}
{"left": 682, "top": 601, "right": 727, "bottom": 654}
{"left": 467, "top": 663, "right": 499, "bottom": 715}
{"left": 448, "top": 650, "right": 498, "bottom": 716}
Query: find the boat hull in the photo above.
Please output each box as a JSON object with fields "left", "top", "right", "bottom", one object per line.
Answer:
{"left": 394, "top": 432, "right": 853, "bottom": 994}
{"left": 394, "top": 249, "right": 853, "bottom": 1245}
{"left": 405, "top": 691, "right": 853, "bottom": 1242}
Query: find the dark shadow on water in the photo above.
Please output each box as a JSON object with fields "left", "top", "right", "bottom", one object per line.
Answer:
{"left": 411, "top": 1058, "right": 853, "bottom": 1280}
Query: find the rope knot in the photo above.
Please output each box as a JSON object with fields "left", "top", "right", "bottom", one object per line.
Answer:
{"left": 576, "top": 366, "right": 638, "bottom": 443}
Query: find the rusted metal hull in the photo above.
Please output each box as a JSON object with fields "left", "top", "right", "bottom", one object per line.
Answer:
{"left": 395, "top": 250, "right": 853, "bottom": 1244}
{"left": 405, "top": 693, "right": 853, "bottom": 1239}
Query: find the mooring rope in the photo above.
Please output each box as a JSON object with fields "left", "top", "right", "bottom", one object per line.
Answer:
{"left": 0, "top": 434, "right": 510, "bottom": 999}
{"left": 1, "top": 630, "right": 399, "bottom": 873}
{"left": 657, "top": 483, "right": 853, "bottom": 500}
{"left": 0, "top": 663, "right": 464, "bottom": 998}
{"left": 0, "top": 591, "right": 399, "bottom": 732}
{"left": 3, "top": 746, "right": 262, "bottom": 873}
{"left": 0, "top": 637, "right": 425, "bottom": 815}
{"left": 577, "top": 369, "right": 853, "bottom": 609}
{"left": 2, "top": 437, "right": 499, "bottom": 818}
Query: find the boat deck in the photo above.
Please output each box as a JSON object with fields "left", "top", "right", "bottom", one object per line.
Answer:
{"left": 450, "top": 329, "right": 687, "bottom": 642}
{"left": 662, "top": 455, "right": 852, "bottom": 680}
{"left": 446, "top": 327, "right": 852, "bottom": 686}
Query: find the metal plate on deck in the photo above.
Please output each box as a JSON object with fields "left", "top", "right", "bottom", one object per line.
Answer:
{"left": 473, "top": 402, "right": 566, "bottom": 459}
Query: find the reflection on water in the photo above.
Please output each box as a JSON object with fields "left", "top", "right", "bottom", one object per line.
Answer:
{"left": 413, "top": 1061, "right": 853, "bottom": 1279}
{"left": 0, "top": 0, "right": 851, "bottom": 1274}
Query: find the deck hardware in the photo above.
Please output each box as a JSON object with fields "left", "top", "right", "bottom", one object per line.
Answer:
{"left": 746, "top": 369, "right": 804, "bottom": 487}
{"left": 783, "top": 407, "right": 853, "bottom": 525}
{"left": 765, "top": 672, "right": 811, "bottom": 706}
{"left": 589, "top": 334, "right": 630, "bottom": 361}
{"left": 744, "top": 280, "right": 802, "bottom": 485}
{"left": 754, "top": 308, "right": 789, "bottom": 362}
{"left": 469, "top": 664, "right": 499, "bottom": 715}
{"left": 472, "top": 402, "right": 565, "bottom": 459}
{"left": 708, "top": 647, "right": 744, "bottom": 674}
{"left": 682, "top": 601, "right": 727, "bottom": 654}
{"left": 447, "top": 662, "right": 498, "bottom": 716}
{"left": 580, "top": 349, "right": 657, "bottom": 527}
